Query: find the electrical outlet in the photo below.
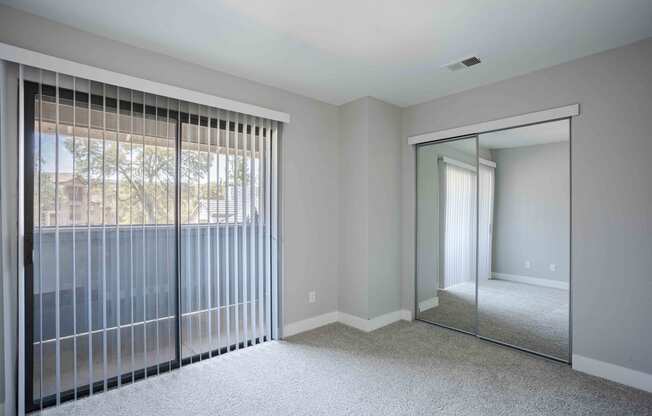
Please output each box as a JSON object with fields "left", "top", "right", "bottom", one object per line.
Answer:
{"left": 524, "top": 260, "right": 531, "bottom": 269}
{"left": 308, "top": 291, "right": 316, "bottom": 303}
{"left": 549, "top": 264, "right": 557, "bottom": 272}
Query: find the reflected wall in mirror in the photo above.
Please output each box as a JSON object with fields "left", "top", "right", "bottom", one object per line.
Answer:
{"left": 416, "top": 137, "right": 478, "bottom": 333}
{"left": 477, "top": 119, "right": 570, "bottom": 361}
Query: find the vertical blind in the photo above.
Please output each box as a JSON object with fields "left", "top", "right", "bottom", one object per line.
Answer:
{"left": 440, "top": 161, "right": 477, "bottom": 289}
{"left": 20, "top": 64, "right": 279, "bottom": 410}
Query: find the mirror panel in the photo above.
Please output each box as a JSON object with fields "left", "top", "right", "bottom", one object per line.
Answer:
{"left": 477, "top": 119, "right": 570, "bottom": 361}
{"left": 416, "top": 137, "right": 477, "bottom": 333}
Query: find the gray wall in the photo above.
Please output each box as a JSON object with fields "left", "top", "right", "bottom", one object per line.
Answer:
{"left": 338, "top": 97, "right": 402, "bottom": 320}
{"left": 491, "top": 142, "right": 570, "bottom": 282}
{"left": 367, "top": 98, "right": 401, "bottom": 319}
{"left": 402, "top": 37, "right": 652, "bottom": 374}
{"left": 0, "top": 5, "right": 341, "bottom": 331}
{"left": 338, "top": 98, "right": 368, "bottom": 318}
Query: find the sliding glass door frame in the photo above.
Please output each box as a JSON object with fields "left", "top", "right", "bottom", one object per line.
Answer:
{"left": 413, "top": 118, "right": 572, "bottom": 364}
{"left": 22, "top": 80, "right": 280, "bottom": 411}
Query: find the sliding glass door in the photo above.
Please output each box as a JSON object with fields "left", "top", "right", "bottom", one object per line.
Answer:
{"left": 23, "top": 68, "right": 278, "bottom": 411}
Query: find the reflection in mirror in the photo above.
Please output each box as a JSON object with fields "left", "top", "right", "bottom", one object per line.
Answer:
{"left": 416, "top": 137, "right": 478, "bottom": 333}
{"left": 478, "top": 119, "right": 570, "bottom": 361}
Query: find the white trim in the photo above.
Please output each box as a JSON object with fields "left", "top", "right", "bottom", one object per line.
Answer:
{"left": 573, "top": 354, "right": 652, "bottom": 393}
{"left": 400, "top": 309, "right": 413, "bottom": 321}
{"left": 439, "top": 156, "right": 495, "bottom": 171}
{"left": 479, "top": 158, "right": 496, "bottom": 168}
{"left": 418, "top": 297, "right": 439, "bottom": 312}
{"left": 408, "top": 104, "right": 579, "bottom": 145}
{"left": 336, "top": 312, "right": 373, "bottom": 332}
{"left": 440, "top": 156, "right": 476, "bottom": 172}
{"left": 338, "top": 310, "right": 407, "bottom": 332}
{"left": 0, "top": 42, "right": 291, "bottom": 123}
{"left": 282, "top": 311, "right": 338, "bottom": 338}
{"left": 491, "top": 272, "right": 569, "bottom": 290}
{"left": 282, "top": 310, "right": 413, "bottom": 337}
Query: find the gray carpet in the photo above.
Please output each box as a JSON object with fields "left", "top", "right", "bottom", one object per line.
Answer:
{"left": 419, "top": 279, "right": 569, "bottom": 360}
{"left": 38, "top": 321, "right": 652, "bottom": 416}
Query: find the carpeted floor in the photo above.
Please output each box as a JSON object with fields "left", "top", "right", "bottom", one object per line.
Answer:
{"left": 419, "top": 279, "right": 569, "bottom": 360}
{"left": 38, "top": 321, "right": 652, "bottom": 416}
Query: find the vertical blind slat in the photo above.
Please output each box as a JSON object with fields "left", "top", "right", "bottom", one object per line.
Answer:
{"left": 116, "top": 85, "right": 122, "bottom": 388}
{"left": 242, "top": 115, "right": 248, "bottom": 346}
{"left": 37, "top": 68, "right": 44, "bottom": 408}
{"left": 54, "top": 71, "right": 61, "bottom": 406}
{"left": 224, "top": 111, "right": 231, "bottom": 352}
{"left": 205, "top": 106, "right": 211, "bottom": 357}
{"left": 264, "top": 118, "right": 271, "bottom": 339}
{"left": 234, "top": 112, "right": 240, "bottom": 349}
{"left": 154, "top": 93, "right": 160, "bottom": 369}
{"left": 270, "top": 121, "right": 279, "bottom": 338}
{"left": 167, "top": 97, "right": 173, "bottom": 367}
{"left": 71, "top": 76, "right": 78, "bottom": 399}
{"left": 213, "top": 110, "right": 220, "bottom": 355}
{"left": 250, "top": 117, "right": 257, "bottom": 344}
{"left": 192, "top": 103, "right": 199, "bottom": 360}
{"left": 215, "top": 110, "right": 222, "bottom": 355}
{"left": 141, "top": 91, "right": 148, "bottom": 379}
{"left": 101, "top": 82, "right": 108, "bottom": 393}
{"left": 250, "top": 118, "right": 257, "bottom": 343}
{"left": 129, "top": 89, "right": 135, "bottom": 383}
{"left": 86, "top": 76, "right": 93, "bottom": 397}
{"left": 257, "top": 118, "right": 264, "bottom": 341}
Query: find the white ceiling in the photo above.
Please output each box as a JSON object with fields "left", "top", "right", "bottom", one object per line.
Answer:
{"left": 3, "top": 0, "right": 652, "bottom": 106}
{"left": 480, "top": 119, "right": 569, "bottom": 149}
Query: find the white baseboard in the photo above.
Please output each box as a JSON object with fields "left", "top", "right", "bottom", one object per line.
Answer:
{"left": 491, "top": 272, "right": 569, "bottom": 290}
{"left": 337, "top": 311, "right": 373, "bottom": 331}
{"left": 283, "top": 311, "right": 338, "bottom": 337}
{"left": 283, "top": 309, "right": 412, "bottom": 337}
{"left": 573, "top": 354, "right": 652, "bottom": 393}
{"left": 418, "top": 297, "right": 439, "bottom": 312}
{"left": 338, "top": 310, "right": 409, "bottom": 332}
{"left": 400, "top": 309, "right": 413, "bottom": 321}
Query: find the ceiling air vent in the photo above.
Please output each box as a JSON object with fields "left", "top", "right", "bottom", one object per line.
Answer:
{"left": 461, "top": 56, "right": 481, "bottom": 67}
{"left": 443, "top": 56, "right": 482, "bottom": 71}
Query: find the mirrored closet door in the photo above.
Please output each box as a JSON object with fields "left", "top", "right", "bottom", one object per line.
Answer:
{"left": 416, "top": 136, "right": 478, "bottom": 334}
{"left": 477, "top": 120, "right": 570, "bottom": 361}
{"left": 415, "top": 119, "right": 570, "bottom": 363}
